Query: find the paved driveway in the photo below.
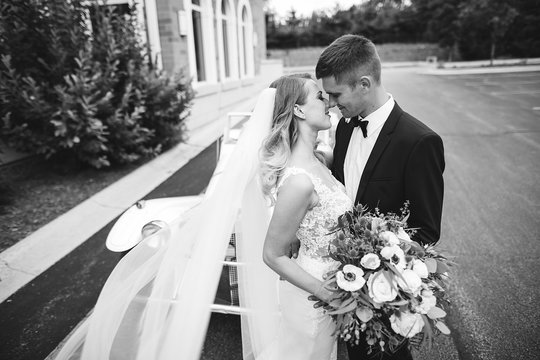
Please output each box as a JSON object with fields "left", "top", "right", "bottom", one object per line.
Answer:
{"left": 384, "top": 68, "right": 540, "bottom": 360}
{"left": 206, "top": 68, "right": 540, "bottom": 360}
{"left": 2, "top": 68, "right": 539, "bottom": 360}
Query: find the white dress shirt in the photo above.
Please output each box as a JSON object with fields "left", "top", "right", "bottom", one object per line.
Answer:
{"left": 344, "top": 94, "right": 395, "bottom": 201}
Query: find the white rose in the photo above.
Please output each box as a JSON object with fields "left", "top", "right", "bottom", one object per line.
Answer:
{"left": 367, "top": 271, "right": 398, "bottom": 303}
{"left": 412, "top": 259, "right": 429, "bottom": 278}
{"left": 415, "top": 289, "right": 437, "bottom": 314}
{"left": 397, "top": 227, "right": 412, "bottom": 242}
{"left": 390, "top": 311, "right": 425, "bottom": 338}
{"left": 395, "top": 269, "right": 423, "bottom": 296}
{"left": 336, "top": 264, "right": 366, "bottom": 292}
{"left": 380, "top": 230, "right": 399, "bottom": 245}
{"left": 355, "top": 306, "right": 374, "bottom": 322}
{"left": 360, "top": 253, "right": 381, "bottom": 270}
{"left": 380, "top": 245, "right": 406, "bottom": 271}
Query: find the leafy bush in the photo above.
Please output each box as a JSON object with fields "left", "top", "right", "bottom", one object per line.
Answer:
{"left": 0, "top": 0, "right": 194, "bottom": 168}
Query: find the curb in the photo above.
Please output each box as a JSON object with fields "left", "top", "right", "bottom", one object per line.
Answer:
{"left": 0, "top": 95, "right": 260, "bottom": 304}
{"left": 283, "top": 61, "right": 422, "bottom": 74}
{"left": 284, "top": 58, "right": 540, "bottom": 76}
{"left": 418, "top": 64, "right": 540, "bottom": 75}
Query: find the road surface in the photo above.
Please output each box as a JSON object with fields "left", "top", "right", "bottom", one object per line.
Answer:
{"left": 385, "top": 68, "right": 540, "bottom": 360}
{"left": 1, "top": 68, "right": 539, "bottom": 360}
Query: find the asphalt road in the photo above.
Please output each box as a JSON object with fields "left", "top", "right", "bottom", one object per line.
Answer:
{"left": 2, "top": 68, "right": 539, "bottom": 360}
{"left": 383, "top": 68, "right": 540, "bottom": 360}
{"left": 0, "top": 144, "right": 220, "bottom": 360}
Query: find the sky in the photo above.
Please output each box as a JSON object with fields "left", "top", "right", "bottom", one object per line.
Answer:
{"left": 267, "top": 0, "right": 362, "bottom": 19}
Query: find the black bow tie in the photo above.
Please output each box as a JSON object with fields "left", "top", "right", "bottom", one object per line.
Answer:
{"left": 350, "top": 117, "right": 369, "bottom": 138}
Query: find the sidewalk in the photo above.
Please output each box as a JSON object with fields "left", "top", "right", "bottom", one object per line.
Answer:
{"left": 0, "top": 94, "right": 261, "bottom": 304}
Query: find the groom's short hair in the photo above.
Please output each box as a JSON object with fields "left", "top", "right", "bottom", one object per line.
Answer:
{"left": 315, "top": 34, "right": 381, "bottom": 87}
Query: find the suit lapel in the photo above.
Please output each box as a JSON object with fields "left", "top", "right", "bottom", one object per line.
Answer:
{"left": 333, "top": 117, "right": 356, "bottom": 183}
{"left": 354, "top": 103, "right": 403, "bottom": 204}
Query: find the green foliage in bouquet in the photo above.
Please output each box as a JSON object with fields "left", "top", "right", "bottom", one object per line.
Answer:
{"left": 0, "top": 0, "right": 194, "bottom": 168}
{"left": 323, "top": 202, "right": 454, "bottom": 355}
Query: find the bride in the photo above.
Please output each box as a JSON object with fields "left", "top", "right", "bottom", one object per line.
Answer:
{"left": 259, "top": 74, "right": 351, "bottom": 359}
{"left": 55, "top": 74, "right": 352, "bottom": 360}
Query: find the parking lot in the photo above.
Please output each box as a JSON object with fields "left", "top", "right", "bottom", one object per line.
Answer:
{"left": 1, "top": 66, "right": 539, "bottom": 360}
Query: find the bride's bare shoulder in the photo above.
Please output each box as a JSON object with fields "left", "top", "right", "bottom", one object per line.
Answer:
{"left": 279, "top": 170, "right": 314, "bottom": 194}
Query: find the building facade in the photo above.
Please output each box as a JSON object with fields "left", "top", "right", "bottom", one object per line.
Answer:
{"left": 103, "top": 0, "right": 280, "bottom": 130}
{"left": 1, "top": 0, "right": 283, "bottom": 170}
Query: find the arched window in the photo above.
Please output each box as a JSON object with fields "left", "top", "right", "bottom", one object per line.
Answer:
{"left": 184, "top": 0, "right": 217, "bottom": 84}
{"left": 237, "top": 0, "right": 254, "bottom": 78}
{"left": 216, "top": 0, "right": 238, "bottom": 80}
{"left": 240, "top": 7, "right": 248, "bottom": 76}
{"left": 191, "top": 0, "right": 206, "bottom": 81}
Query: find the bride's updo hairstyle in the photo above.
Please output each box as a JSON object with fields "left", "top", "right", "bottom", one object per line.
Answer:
{"left": 259, "top": 73, "right": 312, "bottom": 203}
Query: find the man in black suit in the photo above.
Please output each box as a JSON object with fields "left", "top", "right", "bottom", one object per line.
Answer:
{"left": 315, "top": 35, "right": 445, "bottom": 359}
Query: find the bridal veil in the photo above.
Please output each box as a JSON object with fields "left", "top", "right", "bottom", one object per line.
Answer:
{"left": 55, "top": 88, "right": 280, "bottom": 359}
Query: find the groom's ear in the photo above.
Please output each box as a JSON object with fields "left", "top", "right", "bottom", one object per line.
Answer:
{"left": 293, "top": 104, "right": 306, "bottom": 119}
{"left": 358, "top": 76, "right": 371, "bottom": 90}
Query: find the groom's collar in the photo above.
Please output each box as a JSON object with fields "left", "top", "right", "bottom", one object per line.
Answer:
{"left": 362, "top": 94, "right": 394, "bottom": 137}
{"left": 345, "top": 94, "right": 395, "bottom": 137}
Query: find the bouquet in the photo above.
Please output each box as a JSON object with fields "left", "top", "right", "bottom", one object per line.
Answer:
{"left": 323, "top": 202, "right": 453, "bottom": 354}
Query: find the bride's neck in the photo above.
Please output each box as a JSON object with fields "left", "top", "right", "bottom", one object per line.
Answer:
{"left": 290, "top": 132, "right": 319, "bottom": 166}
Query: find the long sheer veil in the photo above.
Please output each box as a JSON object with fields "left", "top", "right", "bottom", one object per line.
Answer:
{"left": 55, "top": 88, "right": 280, "bottom": 359}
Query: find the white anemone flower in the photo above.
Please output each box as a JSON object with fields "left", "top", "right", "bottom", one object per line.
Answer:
{"left": 336, "top": 264, "right": 366, "bottom": 292}
{"left": 380, "top": 245, "right": 406, "bottom": 271}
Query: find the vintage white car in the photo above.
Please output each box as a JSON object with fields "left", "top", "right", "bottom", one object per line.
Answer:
{"left": 105, "top": 112, "right": 253, "bottom": 313}
{"left": 104, "top": 111, "right": 337, "bottom": 314}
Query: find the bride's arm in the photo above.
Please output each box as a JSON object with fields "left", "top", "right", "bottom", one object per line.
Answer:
{"left": 262, "top": 174, "right": 334, "bottom": 302}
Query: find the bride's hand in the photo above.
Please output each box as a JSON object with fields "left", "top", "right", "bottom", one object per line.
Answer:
{"left": 312, "top": 283, "right": 338, "bottom": 306}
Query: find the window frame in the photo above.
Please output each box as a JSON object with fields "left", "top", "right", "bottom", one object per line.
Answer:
{"left": 236, "top": 0, "right": 254, "bottom": 79}
{"left": 184, "top": 0, "right": 218, "bottom": 86}
{"left": 216, "top": 0, "right": 239, "bottom": 81}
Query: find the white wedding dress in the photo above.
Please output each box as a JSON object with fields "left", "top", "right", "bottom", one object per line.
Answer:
{"left": 54, "top": 88, "right": 353, "bottom": 360}
{"left": 273, "top": 166, "right": 352, "bottom": 360}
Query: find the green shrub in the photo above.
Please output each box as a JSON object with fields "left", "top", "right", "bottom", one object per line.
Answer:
{"left": 0, "top": 0, "right": 194, "bottom": 168}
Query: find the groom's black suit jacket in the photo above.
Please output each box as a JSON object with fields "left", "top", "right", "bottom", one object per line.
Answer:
{"left": 332, "top": 102, "right": 445, "bottom": 245}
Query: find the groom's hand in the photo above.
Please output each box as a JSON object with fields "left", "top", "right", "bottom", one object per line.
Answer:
{"left": 279, "top": 238, "right": 301, "bottom": 281}
{"left": 289, "top": 238, "right": 300, "bottom": 259}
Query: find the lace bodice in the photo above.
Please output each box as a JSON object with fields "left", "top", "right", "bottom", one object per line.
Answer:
{"left": 277, "top": 167, "right": 352, "bottom": 279}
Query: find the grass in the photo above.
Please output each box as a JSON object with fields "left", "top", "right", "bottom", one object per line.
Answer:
{"left": 0, "top": 159, "right": 145, "bottom": 252}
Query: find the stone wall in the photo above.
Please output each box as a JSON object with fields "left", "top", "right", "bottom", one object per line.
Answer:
{"left": 268, "top": 44, "right": 449, "bottom": 67}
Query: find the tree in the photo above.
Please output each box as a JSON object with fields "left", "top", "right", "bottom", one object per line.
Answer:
{"left": 504, "top": 0, "right": 540, "bottom": 58}
{"left": 264, "top": 0, "right": 538, "bottom": 61}
{"left": 412, "top": 0, "right": 461, "bottom": 60}
{"left": 457, "top": 0, "right": 518, "bottom": 63}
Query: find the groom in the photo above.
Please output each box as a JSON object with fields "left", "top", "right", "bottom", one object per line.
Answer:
{"left": 316, "top": 35, "right": 445, "bottom": 359}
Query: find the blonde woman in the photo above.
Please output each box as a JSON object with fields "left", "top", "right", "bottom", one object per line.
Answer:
{"left": 257, "top": 74, "right": 352, "bottom": 359}
{"left": 54, "top": 75, "right": 351, "bottom": 360}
